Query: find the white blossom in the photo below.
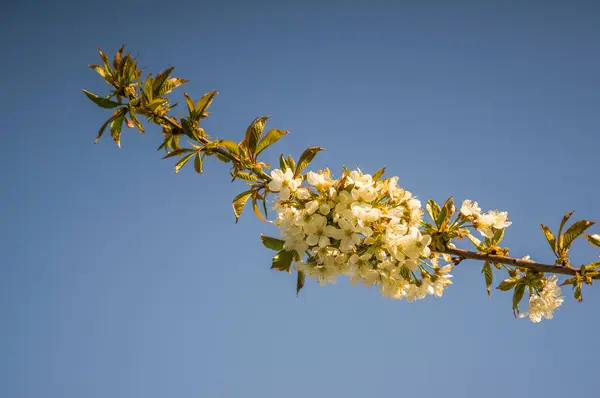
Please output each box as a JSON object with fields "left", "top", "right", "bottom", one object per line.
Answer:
{"left": 520, "top": 276, "right": 564, "bottom": 323}
{"left": 270, "top": 167, "right": 452, "bottom": 302}
{"left": 268, "top": 169, "right": 302, "bottom": 200}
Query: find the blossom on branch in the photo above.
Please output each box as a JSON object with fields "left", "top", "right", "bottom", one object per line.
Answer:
{"left": 271, "top": 168, "right": 453, "bottom": 302}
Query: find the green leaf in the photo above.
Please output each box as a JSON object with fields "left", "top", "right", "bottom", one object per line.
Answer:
{"left": 232, "top": 190, "right": 252, "bottom": 222}
{"left": 244, "top": 116, "right": 269, "bottom": 156}
{"left": 482, "top": 262, "right": 493, "bottom": 297}
{"left": 260, "top": 235, "right": 285, "bottom": 251}
{"left": 262, "top": 198, "right": 269, "bottom": 220}
{"left": 279, "top": 154, "right": 289, "bottom": 171}
{"left": 152, "top": 66, "right": 174, "bottom": 96}
{"left": 156, "top": 77, "right": 188, "bottom": 97}
{"left": 143, "top": 75, "right": 154, "bottom": 102}
{"left": 497, "top": 278, "right": 518, "bottom": 291}
{"left": 442, "top": 196, "right": 455, "bottom": 218}
{"left": 167, "top": 134, "right": 181, "bottom": 151}
{"left": 122, "top": 55, "right": 136, "bottom": 82}
{"left": 399, "top": 265, "right": 411, "bottom": 280}
{"left": 195, "top": 91, "right": 218, "bottom": 117}
{"left": 162, "top": 148, "right": 194, "bottom": 159}
{"left": 560, "top": 220, "right": 595, "bottom": 252}
{"left": 94, "top": 108, "right": 124, "bottom": 144}
{"left": 174, "top": 153, "right": 194, "bottom": 173}
{"left": 271, "top": 250, "right": 294, "bottom": 272}
{"left": 180, "top": 117, "right": 194, "bottom": 137}
{"left": 82, "top": 89, "right": 119, "bottom": 109}
{"left": 252, "top": 196, "right": 267, "bottom": 222}
{"left": 287, "top": 155, "right": 296, "bottom": 172}
{"left": 435, "top": 205, "right": 448, "bottom": 228}
{"left": 215, "top": 153, "right": 231, "bottom": 163}
{"left": 512, "top": 282, "right": 526, "bottom": 315}
{"left": 574, "top": 283, "right": 583, "bottom": 302}
{"left": 466, "top": 234, "right": 484, "bottom": 251}
{"left": 491, "top": 228, "right": 505, "bottom": 245}
{"left": 113, "top": 45, "right": 125, "bottom": 73}
{"left": 372, "top": 167, "right": 386, "bottom": 181}
{"left": 184, "top": 92, "right": 195, "bottom": 115}
{"left": 110, "top": 112, "right": 125, "bottom": 147}
{"left": 540, "top": 224, "right": 556, "bottom": 254}
{"left": 97, "top": 48, "right": 112, "bottom": 75}
{"left": 89, "top": 64, "right": 107, "bottom": 79}
{"left": 588, "top": 234, "right": 600, "bottom": 248}
{"left": 586, "top": 260, "right": 600, "bottom": 270}
{"left": 297, "top": 271, "right": 305, "bottom": 296}
{"left": 218, "top": 140, "right": 240, "bottom": 156}
{"left": 231, "top": 172, "right": 258, "bottom": 182}
{"left": 426, "top": 200, "right": 441, "bottom": 222}
{"left": 128, "top": 110, "right": 145, "bottom": 133}
{"left": 256, "top": 129, "right": 288, "bottom": 156}
{"left": 295, "top": 146, "right": 324, "bottom": 176}
{"left": 194, "top": 152, "right": 203, "bottom": 174}
{"left": 558, "top": 211, "right": 575, "bottom": 241}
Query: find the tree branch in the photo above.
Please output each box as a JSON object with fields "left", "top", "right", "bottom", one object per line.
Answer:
{"left": 440, "top": 247, "right": 598, "bottom": 279}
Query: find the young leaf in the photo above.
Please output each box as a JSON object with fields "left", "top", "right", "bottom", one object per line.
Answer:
{"left": 512, "top": 282, "right": 526, "bottom": 315}
{"left": 574, "top": 283, "right": 583, "bottom": 302}
{"left": 271, "top": 250, "right": 294, "bottom": 272}
{"left": 82, "top": 90, "right": 119, "bottom": 108}
{"left": 232, "top": 172, "right": 258, "bottom": 182}
{"left": 279, "top": 154, "right": 289, "bottom": 172}
{"left": 297, "top": 271, "right": 305, "bottom": 296}
{"left": 287, "top": 155, "right": 296, "bottom": 171}
{"left": 435, "top": 205, "right": 448, "bottom": 228}
{"left": 162, "top": 148, "right": 195, "bottom": 159}
{"left": 195, "top": 91, "right": 218, "bottom": 117}
{"left": 466, "top": 234, "right": 484, "bottom": 251}
{"left": 97, "top": 48, "right": 111, "bottom": 75}
{"left": 252, "top": 195, "right": 267, "bottom": 222}
{"left": 128, "top": 110, "right": 145, "bottom": 133}
{"left": 88, "top": 64, "right": 107, "bottom": 79}
{"left": 255, "top": 129, "right": 289, "bottom": 156}
{"left": 560, "top": 220, "right": 595, "bottom": 253}
{"left": 540, "top": 224, "right": 557, "bottom": 254}
{"left": 244, "top": 116, "right": 269, "bottom": 156}
{"left": 143, "top": 75, "right": 154, "bottom": 102}
{"left": 152, "top": 66, "right": 175, "bottom": 96}
{"left": 260, "top": 235, "right": 284, "bottom": 251}
{"left": 174, "top": 153, "right": 194, "bottom": 173}
{"left": 558, "top": 210, "right": 575, "bottom": 241}
{"left": 122, "top": 55, "right": 136, "bottom": 82}
{"left": 232, "top": 190, "right": 252, "bottom": 222}
{"left": 482, "top": 262, "right": 493, "bottom": 297}
{"left": 491, "top": 228, "right": 505, "bottom": 245}
{"left": 426, "top": 200, "right": 441, "bottom": 222}
{"left": 442, "top": 196, "right": 455, "bottom": 218}
{"left": 194, "top": 152, "right": 203, "bottom": 174}
{"left": 497, "top": 278, "right": 518, "bottom": 291}
{"left": 94, "top": 110, "right": 123, "bottom": 144}
{"left": 372, "top": 167, "right": 386, "bottom": 181}
{"left": 184, "top": 92, "right": 195, "bottom": 115}
{"left": 113, "top": 45, "right": 125, "bottom": 73}
{"left": 588, "top": 234, "right": 600, "bottom": 248}
{"left": 110, "top": 112, "right": 125, "bottom": 147}
{"left": 155, "top": 77, "right": 189, "bottom": 97}
{"left": 218, "top": 140, "right": 240, "bottom": 156}
{"left": 295, "top": 146, "right": 324, "bottom": 176}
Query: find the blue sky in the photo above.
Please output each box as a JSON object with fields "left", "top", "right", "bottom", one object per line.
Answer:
{"left": 1, "top": 0, "right": 600, "bottom": 397}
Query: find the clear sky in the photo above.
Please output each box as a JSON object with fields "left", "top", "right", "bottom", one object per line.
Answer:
{"left": 1, "top": 0, "right": 599, "bottom": 397}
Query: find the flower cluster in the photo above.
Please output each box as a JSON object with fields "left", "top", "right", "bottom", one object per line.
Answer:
{"left": 268, "top": 168, "right": 453, "bottom": 301}
{"left": 460, "top": 200, "right": 512, "bottom": 238}
{"left": 520, "top": 275, "right": 564, "bottom": 323}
